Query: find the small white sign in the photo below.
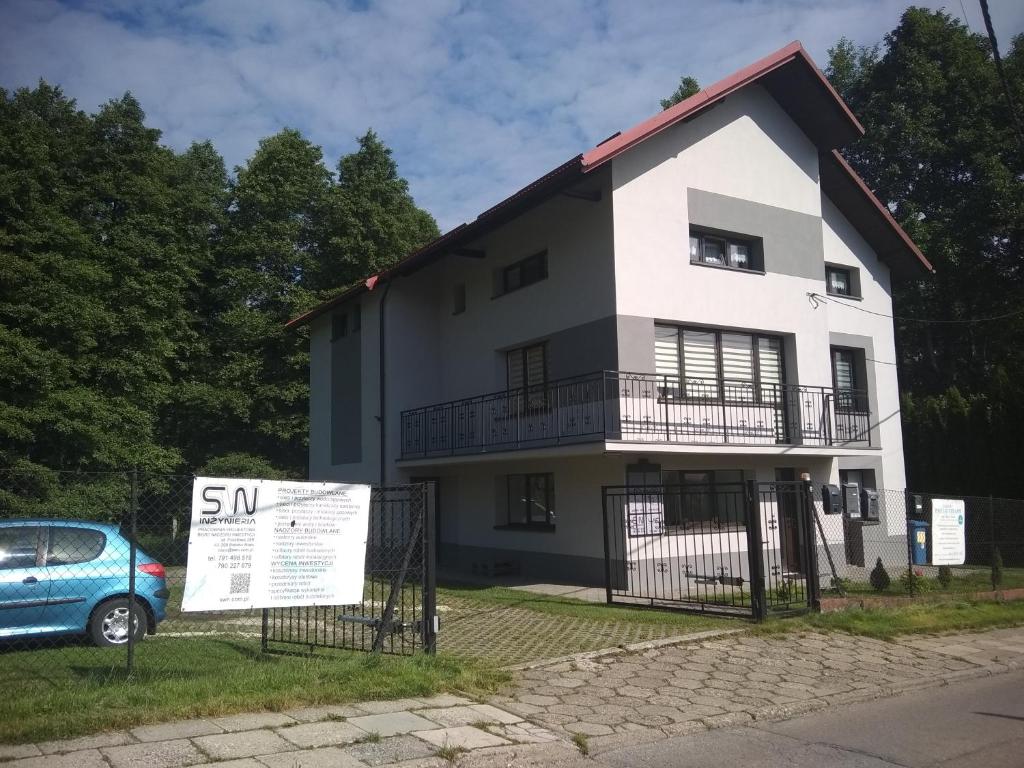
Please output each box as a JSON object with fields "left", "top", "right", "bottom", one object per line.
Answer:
{"left": 931, "top": 498, "right": 966, "bottom": 566}
{"left": 626, "top": 495, "right": 665, "bottom": 537}
{"left": 182, "top": 477, "right": 371, "bottom": 612}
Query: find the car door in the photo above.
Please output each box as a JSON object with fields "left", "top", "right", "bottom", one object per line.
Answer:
{"left": 0, "top": 525, "right": 48, "bottom": 635}
{"left": 40, "top": 525, "right": 112, "bottom": 634}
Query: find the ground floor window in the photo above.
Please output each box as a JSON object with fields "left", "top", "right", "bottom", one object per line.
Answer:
{"left": 505, "top": 473, "right": 555, "bottom": 529}
{"left": 662, "top": 469, "right": 746, "bottom": 532}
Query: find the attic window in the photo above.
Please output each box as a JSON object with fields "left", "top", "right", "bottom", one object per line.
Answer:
{"left": 689, "top": 229, "right": 763, "bottom": 272}
{"left": 496, "top": 251, "right": 548, "bottom": 296}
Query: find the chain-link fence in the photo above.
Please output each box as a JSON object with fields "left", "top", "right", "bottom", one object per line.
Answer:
{"left": 810, "top": 486, "right": 1024, "bottom": 598}
{"left": 0, "top": 468, "right": 435, "bottom": 681}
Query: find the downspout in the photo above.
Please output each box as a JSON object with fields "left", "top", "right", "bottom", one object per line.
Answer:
{"left": 377, "top": 278, "right": 394, "bottom": 486}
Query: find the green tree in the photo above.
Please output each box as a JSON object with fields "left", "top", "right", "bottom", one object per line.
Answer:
{"left": 0, "top": 85, "right": 192, "bottom": 475}
{"left": 826, "top": 10, "right": 1024, "bottom": 496}
{"left": 200, "top": 129, "right": 332, "bottom": 475}
{"left": 312, "top": 129, "right": 439, "bottom": 295}
{"left": 660, "top": 76, "right": 701, "bottom": 110}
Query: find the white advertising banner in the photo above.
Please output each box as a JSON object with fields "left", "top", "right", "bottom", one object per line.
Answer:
{"left": 181, "top": 477, "right": 371, "bottom": 612}
{"left": 931, "top": 498, "right": 966, "bottom": 566}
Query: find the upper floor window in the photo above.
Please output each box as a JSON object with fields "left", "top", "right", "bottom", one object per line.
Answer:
{"left": 655, "top": 325, "right": 783, "bottom": 402}
{"left": 507, "top": 342, "right": 546, "bottom": 388}
{"left": 826, "top": 265, "right": 860, "bottom": 297}
{"left": 831, "top": 347, "right": 868, "bottom": 411}
{"left": 498, "top": 251, "right": 547, "bottom": 295}
{"left": 690, "top": 229, "right": 762, "bottom": 272}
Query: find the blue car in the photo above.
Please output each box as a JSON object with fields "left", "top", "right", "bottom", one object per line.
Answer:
{"left": 0, "top": 519, "right": 168, "bottom": 646}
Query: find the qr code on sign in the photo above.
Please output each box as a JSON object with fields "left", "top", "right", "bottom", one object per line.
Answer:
{"left": 230, "top": 572, "right": 251, "bottom": 595}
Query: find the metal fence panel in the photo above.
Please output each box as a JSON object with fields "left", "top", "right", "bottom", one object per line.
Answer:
{"left": 0, "top": 468, "right": 435, "bottom": 680}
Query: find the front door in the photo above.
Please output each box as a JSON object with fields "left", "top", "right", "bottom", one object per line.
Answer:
{"left": 775, "top": 469, "right": 803, "bottom": 575}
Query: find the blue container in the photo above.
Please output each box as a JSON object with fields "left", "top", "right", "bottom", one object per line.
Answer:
{"left": 909, "top": 519, "right": 929, "bottom": 565}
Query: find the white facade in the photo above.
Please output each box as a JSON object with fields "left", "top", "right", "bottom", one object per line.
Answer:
{"left": 304, "top": 65, "right": 922, "bottom": 585}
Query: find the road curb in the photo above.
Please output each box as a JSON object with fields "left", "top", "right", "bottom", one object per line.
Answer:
{"left": 500, "top": 628, "right": 746, "bottom": 671}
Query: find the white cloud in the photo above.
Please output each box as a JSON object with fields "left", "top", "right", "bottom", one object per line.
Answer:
{"left": 2, "top": 0, "right": 1022, "bottom": 231}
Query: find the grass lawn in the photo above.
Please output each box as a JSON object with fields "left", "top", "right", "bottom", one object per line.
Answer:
{"left": 759, "top": 599, "right": 1024, "bottom": 640}
{"left": 0, "top": 637, "right": 505, "bottom": 745}
{"left": 827, "top": 566, "right": 1024, "bottom": 598}
{"left": 436, "top": 583, "right": 738, "bottom": 631}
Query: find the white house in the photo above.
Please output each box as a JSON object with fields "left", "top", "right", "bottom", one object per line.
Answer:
{"left": 289, "top": 42, "right": 931, "bottom": 589}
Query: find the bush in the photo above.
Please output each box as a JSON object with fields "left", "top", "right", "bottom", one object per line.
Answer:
{"left": 198, "top": 453, "right": 293, "bottom": 480}
{"left": 991, "top": 546, "right": 1004, "bottom": 591}
{"left": 900, "top": 568, "right": 931, "bottom": 594}
{"left": 870, "top": 558, "right": 891, "bottom": 592}
{"left": 937, "top": 565, "right": 953, "bottom": 588}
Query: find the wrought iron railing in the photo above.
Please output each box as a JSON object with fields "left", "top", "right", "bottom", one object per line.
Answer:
{"left": 399, "top": 371, "right": 872, "bottom": 458}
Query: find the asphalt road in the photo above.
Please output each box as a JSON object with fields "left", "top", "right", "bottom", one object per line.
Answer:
{"left": 597, "top": 669, "right": 1024, "bottom": 768}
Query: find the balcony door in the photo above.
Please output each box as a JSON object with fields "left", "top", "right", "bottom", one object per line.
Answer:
{"left": 507, "top": 343, "right": 548, "bottom": 410}
{"left": 830, "top": 348, "right": 869, "bottom": 442}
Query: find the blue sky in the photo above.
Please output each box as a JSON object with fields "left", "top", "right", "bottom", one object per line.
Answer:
{"left": 3, "top": 1, "right": 1023, "bottom": 231}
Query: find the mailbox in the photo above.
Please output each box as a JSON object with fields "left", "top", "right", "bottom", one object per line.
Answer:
{"left": 822, "top": 484, "right": 842, "bottom": 514}
{"left": 861, "top": 489, "right": 880, "bottom": 522}
{"left": 843, "top": 483, "right": 861, "bottom": 519}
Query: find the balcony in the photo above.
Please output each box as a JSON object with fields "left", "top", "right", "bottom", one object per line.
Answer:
{"left": 399, "top": 371, "right": 872, "bottom": 459}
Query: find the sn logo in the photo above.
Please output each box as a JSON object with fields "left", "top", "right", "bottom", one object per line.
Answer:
{"left": 200, "top": 484, "right": 259, "bottom": 516}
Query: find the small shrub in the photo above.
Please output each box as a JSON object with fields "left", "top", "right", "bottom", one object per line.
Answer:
{"left": 937, "top": 565, "right": 952, "bottom": 589}
{"left": 572, "top": 732, "right": 590, "bottom": 756}
{"left": 991, "top": 546, "right": 1004, "bottom": 591}
{"left": 869, "top": 558, "right": 891, "bottom": 592}
{"left": 899, "top": 568, "right": 931, "bottom": 595}
{"left": 434, "top": 744, "right": 467, "bottom": 763}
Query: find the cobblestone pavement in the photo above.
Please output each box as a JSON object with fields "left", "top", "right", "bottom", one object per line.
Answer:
{"left": 435, "top": 590, "right": 726, "bottom": 665}
{"left": 491, "top": 626, "right": 1024, "bottom": 755}
{"left": 0, "top": 694, "right": 578, "bottom": 768}
{"left": 6, "top": 627, "right": 1024, "bottom": 767}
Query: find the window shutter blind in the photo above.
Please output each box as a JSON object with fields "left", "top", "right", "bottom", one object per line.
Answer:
{"left": 833, "top": 350, "right": 855, "bottom": 390}
{"left": 654, "top": 325, "right": 680, "bottom": 377}
{"left": 758, "top": 337, "right": 782, "bottom": 402}
{"left": 507, "top": 350, "right": 524, "bottom": 390}
{"left": 683, "top": 330, "right": 718, "bottom": 397}
{"left": 525, "top": 345, "right": 546, "bottom": 388}
{"left": 720, "top": 333, "right": 754, "bottom": 401}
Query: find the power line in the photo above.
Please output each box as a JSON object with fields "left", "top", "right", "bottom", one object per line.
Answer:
{"left": 807, "top": 292, "right": 1024, "bottom": 324}
{"left": 979, "top": 0, "right": 1024, "bottom": 149}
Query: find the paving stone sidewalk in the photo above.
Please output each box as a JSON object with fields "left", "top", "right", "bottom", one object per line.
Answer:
{"left": 0, "top": 695, "right": 573, "bottom": 768}
{"left": 491, "top": 625, "right": 1024, "bottom": 756}
{"left": 5, "top": 627, "right": 1023, "bottom": 767}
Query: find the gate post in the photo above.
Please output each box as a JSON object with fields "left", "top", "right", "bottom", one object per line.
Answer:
{"left": 601, "top": 487, "right": 613, "bottom": 605}
{"left": 801, "top": 480, "right": 822, "bottom": 611}
{"left": 745, "top": 480, "right": 768, "bottom": 622}
{"left": 422, "top": 482, "right": 438, "bottom": 654}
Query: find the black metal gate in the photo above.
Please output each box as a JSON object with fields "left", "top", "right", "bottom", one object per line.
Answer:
{"left": 262, "top": 484, "right": 437, "bottom": 655}
{"left": 602, "top": 479, "right": 819, "bottom": 619}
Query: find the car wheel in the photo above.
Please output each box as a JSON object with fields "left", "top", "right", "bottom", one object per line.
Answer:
{"left": 89, "top": 598, "right": 147, "bottom": 647}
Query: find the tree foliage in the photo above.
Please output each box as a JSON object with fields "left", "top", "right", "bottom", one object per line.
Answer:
{"left": 0, "top": 84, "right": 436, "bottom": 479}
{"left": 826, "top": 9, "right": 1024, "bottom": 496}
{"left": 660, "top": 76, "right": 701, "bottom": 110}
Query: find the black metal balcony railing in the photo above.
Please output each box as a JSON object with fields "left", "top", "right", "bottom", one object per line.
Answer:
{"left": 399, "top": 371, "right": 872, "bottom": 459}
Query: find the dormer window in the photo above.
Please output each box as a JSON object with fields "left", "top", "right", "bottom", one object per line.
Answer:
{"left": 690, "top": 229, "right": 761, "bottom": 272}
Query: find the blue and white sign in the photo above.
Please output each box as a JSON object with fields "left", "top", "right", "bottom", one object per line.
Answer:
{"left": 931, "top": 498, "right": 966, "bottom": 566}
{"left": 182, "top": 478, "right": 370, "bottom": 611}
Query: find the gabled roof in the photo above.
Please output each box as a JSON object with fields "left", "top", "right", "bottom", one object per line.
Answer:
{"left": 288, "top": 41, "right": 929, "bottom": 329}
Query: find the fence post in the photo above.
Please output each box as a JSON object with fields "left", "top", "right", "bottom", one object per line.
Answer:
{"left": 601, "top": 488, "right": 613, "bottom": 604}
{"left": 421, "top": 482, "right": 437, "bottom": 654}
{"left": 127, "top": 467, "right": 139, "bottom": 674}
{"left": 745, "top": 480, "right": 767, "bottom": 622}
{"left": 905, "top": 491, "right": 916, "bottom": 597}
{"left": 801, "top": 480, "right": 821, "bottom": 611}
